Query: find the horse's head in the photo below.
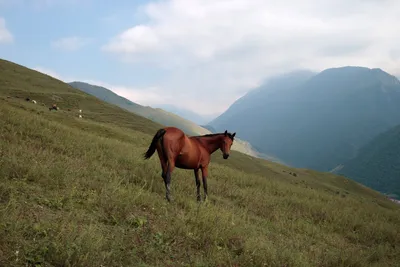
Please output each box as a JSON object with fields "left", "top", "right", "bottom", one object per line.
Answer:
{"left": 221, "top": 130, "right": 236, "bottom": 159}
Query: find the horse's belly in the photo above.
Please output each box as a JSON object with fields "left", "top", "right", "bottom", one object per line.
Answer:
{"left": 175, "top": 153, "right": 200, "bottom": 169}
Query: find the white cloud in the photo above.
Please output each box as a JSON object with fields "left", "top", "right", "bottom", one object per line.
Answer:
{"left": 51, "top": 36, "right": 91, "bottom": 51}
{"left": 0, "top": 17, "right": 13, "bottom": 44}
{"left": 102, "top": 0, "right": 400, "bottom": 115}
{"left": 33, "top": 66, "right": 168, "bottom": 107}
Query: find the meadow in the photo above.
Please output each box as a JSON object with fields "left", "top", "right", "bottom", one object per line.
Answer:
{"left": 0, "top": 59, "right": 399, "bottom": 267}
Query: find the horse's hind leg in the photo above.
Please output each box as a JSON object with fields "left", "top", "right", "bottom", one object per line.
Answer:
{"left": 160, "top": 162, "right": 170, "bottom": 202}
{"left": 156, "top": 146, "right": 171, "bottom": 202}
{"left": 164, "top": 159, "right": 175, "bottom": 202}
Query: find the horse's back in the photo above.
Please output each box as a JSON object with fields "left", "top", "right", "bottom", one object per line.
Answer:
{"left": 164, "top": 127, "right": 185, "bottom": 137}
{"left": 163, "top": 127, "right": 186, "bottom": 141}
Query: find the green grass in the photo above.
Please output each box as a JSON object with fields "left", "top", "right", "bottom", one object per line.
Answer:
{"left": 0, "top": 58, "right": 400, "bottom": 267}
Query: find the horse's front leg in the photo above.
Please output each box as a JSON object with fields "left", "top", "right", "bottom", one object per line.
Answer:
{"left": 194, "top": 168, "right": 201, "bottom": 201}
{"left": 201, "top": 166, "right": 208, "bottom": 201}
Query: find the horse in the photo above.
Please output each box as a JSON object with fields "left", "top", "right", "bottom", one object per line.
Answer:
{"left": 143, "top": 127, "right": 236, "bottom": 202}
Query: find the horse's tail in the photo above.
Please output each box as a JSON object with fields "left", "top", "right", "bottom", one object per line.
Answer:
{"left": 143, "top": 128, "right": 167, "bottom": 160}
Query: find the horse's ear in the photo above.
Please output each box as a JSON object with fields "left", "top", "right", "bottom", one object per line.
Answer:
{"left": 224, "top": 130, "right": 227, "bottom": 136}
{"left": 232, "top": 132, "right": 236, "bottom": 138}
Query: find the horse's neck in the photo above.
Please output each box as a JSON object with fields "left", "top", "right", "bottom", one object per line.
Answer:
{"left": 198, "top": 135, "right": 222, "bottom": 154}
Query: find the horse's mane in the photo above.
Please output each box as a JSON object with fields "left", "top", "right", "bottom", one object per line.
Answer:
{"left": 193, "top": 132, "right": 235, "bottom": 140}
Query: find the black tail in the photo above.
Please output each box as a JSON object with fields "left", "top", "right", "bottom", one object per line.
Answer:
{"left": 144, "top": 128, "right": 167, "bottom": 160}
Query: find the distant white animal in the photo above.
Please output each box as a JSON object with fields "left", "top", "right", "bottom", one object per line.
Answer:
{"left": 79, "top": 115, "right": 82, "bottom": 118}
{"left": 79, "top": 109, "right": 82, "bottom": 113}
{"left": 32, "top": 100, "right": 37, "bottom": 104}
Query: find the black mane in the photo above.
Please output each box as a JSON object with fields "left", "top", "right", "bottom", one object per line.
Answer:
{"left": 193, "top": 132, "right": 235, "bottom": 140}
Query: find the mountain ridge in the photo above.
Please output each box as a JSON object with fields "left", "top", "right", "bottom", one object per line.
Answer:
{"left": 210, "top": 66, "right": 400, "bottom": 171}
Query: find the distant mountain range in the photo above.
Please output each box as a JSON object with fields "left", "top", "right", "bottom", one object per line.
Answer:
{"left": 154, "top": 104, "right": 217, "bottom": 125}
{"left": 68, "top": 81, "right": 268, "bottom": 159}
{"left": 209, "top": 67, "right": 400, "bottom": 172}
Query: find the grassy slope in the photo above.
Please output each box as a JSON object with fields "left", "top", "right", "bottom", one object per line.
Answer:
{"left": 68, "top": 81, "right": 263, "bottom": 159}
{"left": 0, "top": 58, "right": 399, "bottom": 267}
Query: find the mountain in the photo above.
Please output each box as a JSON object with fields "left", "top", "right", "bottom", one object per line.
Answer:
{"left": 68, "top": 81, "right": 263, "bottom": 158}
{"left": 336, "top": 124, "right": 400, "bottom": 199}
{"left": 155, "top": 104, "right": 216, "bottom": 125}
{"left": 68, "top": 81, "right": 210, "bottom": 136}
{"left": 202, "top": 124, "right": 217, "bottom": 133}
{"left": 1, "top": 58, "right": 399, "bottom": 266}
{"left": 210, "top": 67, "right": 400, "bottom": 171}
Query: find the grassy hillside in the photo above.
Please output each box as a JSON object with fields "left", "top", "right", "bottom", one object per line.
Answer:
{"left": 68, "top": 81, "right": 262, "bottom": 159}
{"left": 210, "top": 67, "right": 400, "bottom": 172}
{"left": 1, "top": 58, "right": 400, "bottom": 266}
{"left": 337, "top": 124, "right": 400, "bottom": 199}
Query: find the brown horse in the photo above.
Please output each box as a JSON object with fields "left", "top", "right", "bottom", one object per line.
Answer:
{"left": 143, "top": 127, "right": 236, "bottom": 202}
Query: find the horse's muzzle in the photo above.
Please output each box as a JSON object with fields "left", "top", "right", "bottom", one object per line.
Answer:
{"left": 223, "top": 153, "right": 229, "bottom": 159}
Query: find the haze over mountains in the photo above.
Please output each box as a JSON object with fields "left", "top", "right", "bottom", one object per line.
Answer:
{"left": 68, "top": 81, "right": 211, "bottom": 137}
{"left": 155, "top": 104, "right": 216, "bottom": 125}
{"left": 68, "top": 81, "right": 268, "bottom": 160}
{"left": 209, "top": 66, "right": 400, "bottom": 173}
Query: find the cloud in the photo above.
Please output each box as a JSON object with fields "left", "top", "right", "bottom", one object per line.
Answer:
{"left": 51, "top": 36, "right": 91, "bottom": 51}
{"left": 0, "top": 17, "right": 13, "bottom": 44}
{"left": 33, "top": 66, "right": 168, "bottom": 107}
{"left": 102, "top": 0, "right": 400, "bottom": 115}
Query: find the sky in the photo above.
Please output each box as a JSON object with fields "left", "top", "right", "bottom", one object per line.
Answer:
{"left": 0, "top": 0, "right": 400, "bottom": 117}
